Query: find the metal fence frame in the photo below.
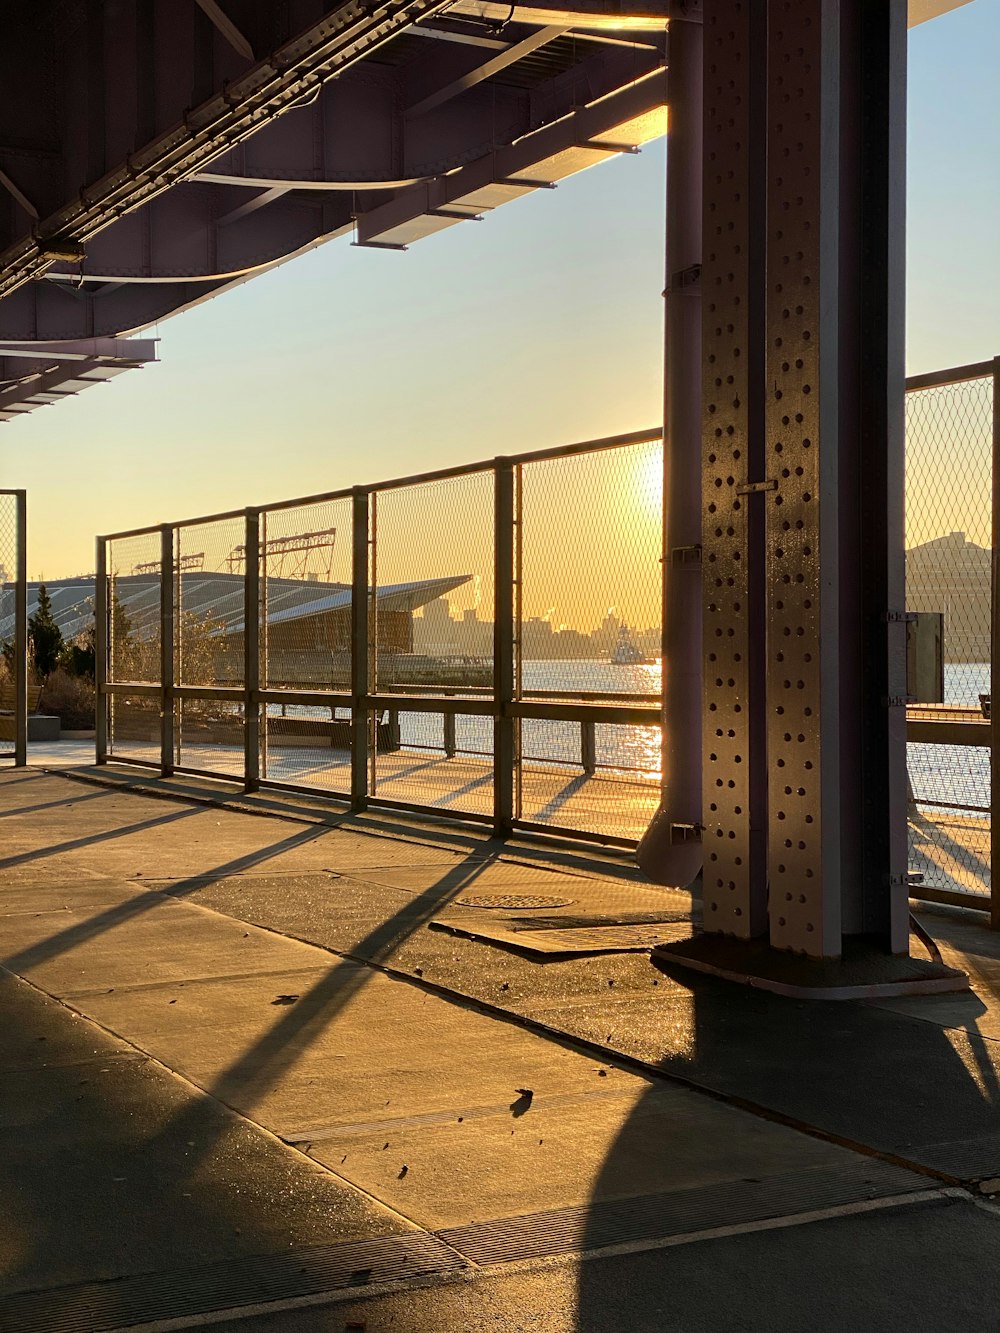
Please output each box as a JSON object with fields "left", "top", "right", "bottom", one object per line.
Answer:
{"left": 0, "top": 489, "right": 27, "bottom": 766}
{"left": 903, "top": 358, "right": 999, "bottom": 921}
{"left": 96, "top": 429, "right": 663, "bottom": 849}
{"left": 94, "top": 360, "right": 1000, "bottom": 892}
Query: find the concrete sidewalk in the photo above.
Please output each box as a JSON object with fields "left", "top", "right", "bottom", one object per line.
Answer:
{"left": 3, "top": 766, "right": 1000, "bottom": 1332}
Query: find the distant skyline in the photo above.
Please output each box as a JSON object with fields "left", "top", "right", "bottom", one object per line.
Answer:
{"left": 3, "top": 1, "right": 998, "bottom": 579}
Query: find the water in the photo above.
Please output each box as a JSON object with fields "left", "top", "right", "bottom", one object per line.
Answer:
{"left": 264, "top": 659, "right": 989, "bottom": 813}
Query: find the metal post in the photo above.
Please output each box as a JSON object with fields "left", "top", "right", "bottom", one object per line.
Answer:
{"left": 244, "top": 508, "right": 260, "bottom": 792}
{"left": 351, "top": 488, "right": 370, "bottom": 811}
{"left": 443, "top": 707, "right": 457, "bottom": 758}
{"left": 95, "top": 535, "right": 108, "bottom": 764}
{"left": 160, "top": 524, "right": 174, "bottom": 777}
{"left": 12, "top": 491, "right": 27, "bottom": 767}
{"left": 581, "top": 719, "right": 596, "bottom": 776}
{"left": 494, "top": 460, "right": 515, "bottom": 835}
{"left": 637, "top": 3, "right": 703, "bottom": 886}
{"left": 992, "top": 356, "right": 1000, "bottom": 929}
{"left": 259, "top": 508, "right": 269, "bottom": 778}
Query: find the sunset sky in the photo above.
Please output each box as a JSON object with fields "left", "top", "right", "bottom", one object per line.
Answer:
{"left": 3, "top": 1, "right": 998, "bottom": 584}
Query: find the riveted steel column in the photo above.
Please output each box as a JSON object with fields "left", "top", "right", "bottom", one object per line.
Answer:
{"left": 14, "top": 491, "right": 27, "bottom": 767}
{"left": 160, "top": 525, "right": 175, "bottom": 777}
{"left": 244, "top": 509, "right": 260, "bottom": 792}
{"left": 95, "top": 535, "right": 108, "bottom": 764}
{"left": 494, "top": 460, "right": 515, "bottom": 835}
{"left": 351, "top": 488, "right": 370, "bottom": 811}
{"left": 637, "top": 1, "right": 703, "bottom": 887}
{"left": 699, "top": 0, "right": 768, "bottom": 937}
{"left": 764, "top": 0, "right": 909, "bottom": 955}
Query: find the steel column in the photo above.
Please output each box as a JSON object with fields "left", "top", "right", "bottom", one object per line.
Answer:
{"left": 698, "top": 0, "right": 768, "bottom": 936}
{"left": 244, "top": 508, "right": 260, "bottom": 792}
{"left": 160, "top": 524, "right": 174, "bottom": 777}
{"left": 763, "top": 0, "right": 909, "bottom": 955}
{"left": 95, "top": 535, "right": 108, "bottom": 763}
{"left": 351, "top": 488, "right": 370, "bottom": 811}
{"left": 494, "top": 460, "right": 515, "bottom": 836}
{"left": 14, "top": 490, "right": 26, "bottom": 767}
{"left": 637, "top": 1, "right": 703, "bottom": 887}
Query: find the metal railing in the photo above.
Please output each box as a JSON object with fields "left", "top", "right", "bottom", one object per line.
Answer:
{"left": 97, "top": 430, "right": 664, "bottom": 847}
{"left": 94, "top": 360, "right": 1000, "bottom": 889}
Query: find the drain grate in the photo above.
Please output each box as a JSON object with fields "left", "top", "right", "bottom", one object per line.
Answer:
{"left": 0, "top": 1233, "right": 465, "bottom": 1333}
{"left": 455, "top": 893, "right": 575, "bottom": 910}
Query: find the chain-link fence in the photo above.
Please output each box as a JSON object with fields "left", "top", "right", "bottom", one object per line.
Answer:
{"left": 97, "top": 432, "right": 664, "bottom": 847}
{"left": 905, "top": 360, "right": 997, "bottom": 908}
{"left": 0, "top": 491, "right": 26, "bottom": 763}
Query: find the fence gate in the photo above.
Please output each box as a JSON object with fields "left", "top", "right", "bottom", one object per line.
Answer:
{"left": 0, "top": 490, "right": 27, "bottom": 765}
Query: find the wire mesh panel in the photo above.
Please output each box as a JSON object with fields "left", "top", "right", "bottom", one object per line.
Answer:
{"left": 176, "top": 518, "right": 245, "bottom": 687}
{"left": 175, "top": 518, "right": 245, "bottom": 775}
{"left": 107, "top": 533, "right": 161, "bottom": 685}
{"left": 371, "top": 708, "right": 494, "bottom": 816}
{"left": 263, "top": 705, "right": 353, "bottom": 794}
{"left": 517, "top": 441, "right": 662, "bottom": 698}
{"left": 372, "top": 471, "right": 494, "bottom": 696}
{"left": 905, "top": 372, "right": 994, "bottom": 900}
{"left": 108, "top": 691, "right": 161, "bottom": 765}
{"left": 515, "top": 440, "right": 662, "bottom": 840}
{"left": 906, "top": 375, "right": 993, "bottom": 700}
{"left": 517, "top": 718, "right": 660, "bottom": 841}
{"left": 260, "top": 499, "right": 352, "bottom": 691}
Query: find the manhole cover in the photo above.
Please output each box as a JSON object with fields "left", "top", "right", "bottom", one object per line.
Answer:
{"left": 456, "top": 893, "right": 575, "bottom": 910}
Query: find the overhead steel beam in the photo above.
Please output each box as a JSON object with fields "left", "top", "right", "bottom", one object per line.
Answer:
{"left": 194, "top": 0, "right": 255, "bottom": 61}
{"left": 405, "top": 25, "right": 570, "bottom": 119}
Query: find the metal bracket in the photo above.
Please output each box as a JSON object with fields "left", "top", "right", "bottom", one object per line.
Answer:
{"left": 427, "top": 208, "right": 484, "bottom": 221}
{"left": 670, "top": 821, "right": 703, "bottom": 844}
{"left": 736, "top": 479, "right": 778, "bottom": 495}
{"left": 882, "top": 695, "right": 912, "bottom": 708}
{"left": 499, "top": 177, "right": 557, "bottom": 190}
{"left": 351, "top": 239, "right": 408, "bottom": 251}
{"left": 884, "top": 610, "right": 917, "bottom": 624}
{"left": 670, "top": 544, "right": 702, "bottom": 567}
{"left": 664, "top": 263, "right": 701, "bottom": 295}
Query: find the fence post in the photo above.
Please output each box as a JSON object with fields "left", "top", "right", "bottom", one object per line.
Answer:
{"left": 494, "top": 460, "right": 515, "bottom": 835}
{"left": 160, "top": 524, "right": 174, "bottom": 777}
{"left": 443, "top": 706, "right": 457, "bottom": 758}
{"left": 581, "top": 719, "right": 596, "bottom": 775}
{"left": 992, "top": 356, "right": 999, "bottom": 929}
{"left": 351, "top": 488, "right": 370, "bottom": 811}
{"left": 244, "top": 508, "right": 260, "bottom": 792}
{"left": 95, "top": 535, "right": 108, "bottom": 764}
{"left": 14, "top": 491, "right": 26, "bottom": 767}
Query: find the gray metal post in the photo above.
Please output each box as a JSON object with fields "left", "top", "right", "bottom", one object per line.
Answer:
{"left": 494, "top": 460, "right": 515, "bottom": 835}
{"left": 581, "top": 720, "right": 596, "bottom": 776}
{"left": 95, "top": 535, "right": 108, "bottom": 763}
{"left": 14, "top": 491, "right": 27, "bottom": 767}
{"left": 160, "top": 524, "right": 174, "bottom": 777}
{"left": 351, "top": 488, "right": 370, "bottom": 811}
{"left": 636, "top": 3, "right": 703, "bottom": 886}
{"left": 244, "top": 508, "right": 260, "bottom": 792}
{"left": 992, "top": 356, "right": 1000, "bottom": 930}
{"left": 443, "top": 707, "right": 457, "bottom": 758}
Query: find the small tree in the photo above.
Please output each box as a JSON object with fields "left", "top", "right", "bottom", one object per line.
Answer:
{"left": 28, "top": 583, "right": 63, "bottom": 680}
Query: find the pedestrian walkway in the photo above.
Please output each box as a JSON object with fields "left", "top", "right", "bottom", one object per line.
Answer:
{"left": 4, "top": 766, "right": 1000, "bottom": 1331}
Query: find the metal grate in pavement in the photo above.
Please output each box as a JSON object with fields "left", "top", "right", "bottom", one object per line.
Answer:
{"left": 437, "top": 1161, "right": 932, "bottom": 1265}
{"left": 429, "top": 918, "right": 690, "bottom": 956}
{"left": 455, "top": 893, "right": 575, "bottom": 910}
{"left": 0, "top": 1233, "right": 465, "bottom": 1333}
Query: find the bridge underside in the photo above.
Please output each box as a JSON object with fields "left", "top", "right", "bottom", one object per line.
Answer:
{"left": 0, "top": 0, "right": 671, "bottom": 414}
